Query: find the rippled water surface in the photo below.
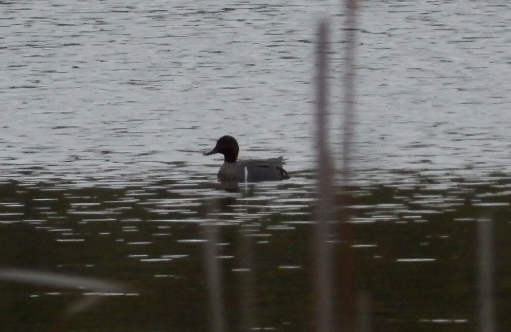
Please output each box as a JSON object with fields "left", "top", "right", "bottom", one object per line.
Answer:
{"left": 2, "top": 0, "right": 511, "bottom": 331}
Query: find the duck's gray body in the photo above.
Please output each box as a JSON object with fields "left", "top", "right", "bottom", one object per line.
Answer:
{"left": 218, "top": 157, "right": 288, "bottom": 182}
{"left": 204, "top": 136, "right": 289, "bottom": 183}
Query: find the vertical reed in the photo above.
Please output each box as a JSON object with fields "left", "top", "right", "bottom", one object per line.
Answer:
{"left": 313, "top": 18, "right": 336, "bottom": 332}
{"left": 338, "top": 0, "right": 363, "bottom": 331}
{"left": 341, "top": 0, "right": 358, "bottom": 187}
{"left": 202, "top": 221, "right": 227, "bottom": 332}
{"left": 314, "top": 0, "right": 361, "bottom": 331}
{"left": 478, "top": 215, "right": 495, "bottom": 332}
{"left": 238, "top": 224, "right": 257, "bottom": 332}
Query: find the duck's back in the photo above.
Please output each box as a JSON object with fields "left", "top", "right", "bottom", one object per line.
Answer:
{"left": 218, "top": 157, "right": 289, "bottom": 182}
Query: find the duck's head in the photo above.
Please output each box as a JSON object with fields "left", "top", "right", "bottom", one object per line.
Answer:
{"left": 204, "top": 135, "right": 239, "bottom": 163}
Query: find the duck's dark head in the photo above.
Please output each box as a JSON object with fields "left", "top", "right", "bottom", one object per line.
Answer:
{"left": 204, "top": 135, "right": 239, "bottom": 163}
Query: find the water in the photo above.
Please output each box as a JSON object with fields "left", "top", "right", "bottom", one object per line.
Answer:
{"left": 1, "top": 0, "right": 511, "bottom": 331}
{"left": 356, "top": 1, "right": 511, "bottom": 180}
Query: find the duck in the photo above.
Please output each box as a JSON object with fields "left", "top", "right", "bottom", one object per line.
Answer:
{"left": 204, "top": 135, "right": 290, "bottom": 182}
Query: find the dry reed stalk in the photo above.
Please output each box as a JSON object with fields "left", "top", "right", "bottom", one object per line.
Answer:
{"left": 314, "top": 18, "right": 335, "bottom": 332}
{"left": 337, "top": 0, "right": 364, "bottom": 331}
{"left": 341, "top": 0, "right": 358, "bottom": 185}
{"left": 478, "top": 215, "right": 495, "bottom": 332}
{"left": 202, "top": 221, "right": 227, "bottom": 332}
{"left": 238, "top": 224, "right": 257, "bottom": 332}
{"left": 0, "top": 268, "right": 129, "bottom": 332}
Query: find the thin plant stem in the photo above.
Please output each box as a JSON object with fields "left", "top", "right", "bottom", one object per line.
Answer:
{"left": 202, "top": 221, "right": 227, "bottom": 332}
{"left": 314, "top": 18, "right": 335, "bottom": 332}
{"left": 239, "top": 224, "right": 257, "bottom": 332}
{"left": 341, "top": 0, "right": 358, "bottom": 187}
{"left": 478, "top": 215, "right": 495, "bottom": 332}
{"left": 338, "top": 1, "right": 364, "bottom": 332}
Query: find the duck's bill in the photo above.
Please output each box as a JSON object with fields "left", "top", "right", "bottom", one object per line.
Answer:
{"left": 203, "top": 148, "right": 218, "bottom": 156}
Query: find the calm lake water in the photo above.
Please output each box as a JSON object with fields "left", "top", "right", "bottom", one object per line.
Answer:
{"left": 1, "top": 0, "right": 511, "bottom": 331}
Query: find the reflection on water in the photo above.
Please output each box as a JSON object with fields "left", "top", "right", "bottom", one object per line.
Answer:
{"left": 1, "top": 172, "right": 511, "bottom": 331}
{"left": 0, "top": 176, "right": 315, "bottom": 331}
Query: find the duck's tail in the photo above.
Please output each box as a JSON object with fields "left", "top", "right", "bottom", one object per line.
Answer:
{"left": 280, "top": 167, "right": 290, "bottom": 180}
